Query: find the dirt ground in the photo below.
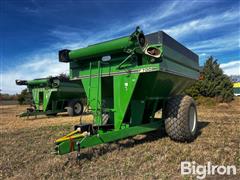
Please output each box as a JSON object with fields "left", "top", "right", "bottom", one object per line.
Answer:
{"left": 0, "top": 98, "right": 239, "bottom": 179}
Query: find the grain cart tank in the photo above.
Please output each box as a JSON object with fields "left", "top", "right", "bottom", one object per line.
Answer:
{"left": 16, "top": 76, "right": 85, "bottom": 117}
{"left": 55, "top": 27, "right": 199, "bottom": 157}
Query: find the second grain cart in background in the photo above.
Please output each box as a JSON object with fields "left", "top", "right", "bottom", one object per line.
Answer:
{"left": 16, "top": 75, "right": 85, "bottom": 117}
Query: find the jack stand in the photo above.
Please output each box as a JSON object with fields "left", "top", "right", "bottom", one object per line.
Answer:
{"left": 76, "top": 142, "right": 81, "bottom": 161}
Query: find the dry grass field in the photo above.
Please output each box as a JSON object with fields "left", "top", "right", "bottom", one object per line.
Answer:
{"left": 1, "top": 98, "right": 239, "bottom": 179}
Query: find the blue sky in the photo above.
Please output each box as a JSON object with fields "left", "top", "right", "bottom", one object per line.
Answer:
{"left": 0, "top": 0, "right": 240, "bottom": 94}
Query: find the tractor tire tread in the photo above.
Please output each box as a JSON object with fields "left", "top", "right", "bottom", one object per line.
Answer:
{"left": 163, "top": 95, "right": 197, "bottom": 142}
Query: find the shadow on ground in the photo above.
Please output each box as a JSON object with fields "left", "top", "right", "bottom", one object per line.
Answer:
{"left": 78, "top": 128, "right": 167, "bottom": 161}
{"left": 198, "top": 121, "right": 209, "bottom": 130}
{"left": 78, "top": 121, "right": 210, "bottom": 161}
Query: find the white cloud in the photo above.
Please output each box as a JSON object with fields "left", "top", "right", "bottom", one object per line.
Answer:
{"left": 220, "top": 60, "right": 240, "bottom": 76}
{"left": 49, "top": 0, "right": 204, "bottom": 43}
{"left": 0, "top": 53, "right": 68, "bottom": 94}
{"left": 199, "top": 53, "right": 207, "bottom": 57}
{"left": 163, "top": 10, "right": 239, "bottom": 39}
{"left": 1, "top": 35, "right": 103, "bottom": 94}
{"left": 187, "top": 32, "right": 240, "bottom": 56}
{"left": 49, "top": 2, "right": 239, "bottom": 57}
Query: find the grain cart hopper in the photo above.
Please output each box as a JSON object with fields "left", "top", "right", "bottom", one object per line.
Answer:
{"left": 16, "top": 76, "right": 85, "bottom": 117}
{"left": 55, "top": 27, "right": 199, "bottom": 157}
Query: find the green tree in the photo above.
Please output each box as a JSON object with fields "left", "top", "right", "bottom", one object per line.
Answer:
{"left": 17, "top": 89, "right": 32, "bottom": 105}
{"left": 186, "top": 56, "right": 234, "bottom": 102}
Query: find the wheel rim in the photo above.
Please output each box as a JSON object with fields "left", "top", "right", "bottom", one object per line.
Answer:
{"left": 189, "top": 106, "right": 197, "bottom": 134}
{"left": 74, "top": 103, "right": 82, "bottom": 114}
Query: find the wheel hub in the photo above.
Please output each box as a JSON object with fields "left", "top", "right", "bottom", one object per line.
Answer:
{"left": 74, "top": 103, "right": 82, "bottom": 114}
{"left": 189, "top": 106, "right": 197, "bottom": 134}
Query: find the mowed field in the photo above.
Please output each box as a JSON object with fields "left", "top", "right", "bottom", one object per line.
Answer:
{"left": 0, "top": 98, "right": 239, "bottom": 179}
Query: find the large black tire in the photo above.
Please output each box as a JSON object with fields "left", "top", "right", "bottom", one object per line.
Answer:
{"left": 163, "top": 95, "right": 198, "bottom": 142}
{"left": 67, "top": 100, "right": 83, "bottom": 116}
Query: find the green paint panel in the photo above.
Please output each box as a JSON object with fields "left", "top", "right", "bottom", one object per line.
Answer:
{"left": 69, "top": 37, "right": 134, "bottom": 60}
{"left": 28, "top": 79, "right": 49, "bottom": 86}
{"left": 113, "top": 73, "right": 139, "bottom": 129}
{"left": 130, "top": 100, "right": 145, "bottom": 126}
{"left": 82, "top": 76, "right": 102, "bottom": 125}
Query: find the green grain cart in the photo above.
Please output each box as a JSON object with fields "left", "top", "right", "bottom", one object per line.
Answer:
{"left": 16, "top": 76, "right": 85, "bottom": 117}
{"left": 55, "top": 27, "right": 199, "bottom": 157}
